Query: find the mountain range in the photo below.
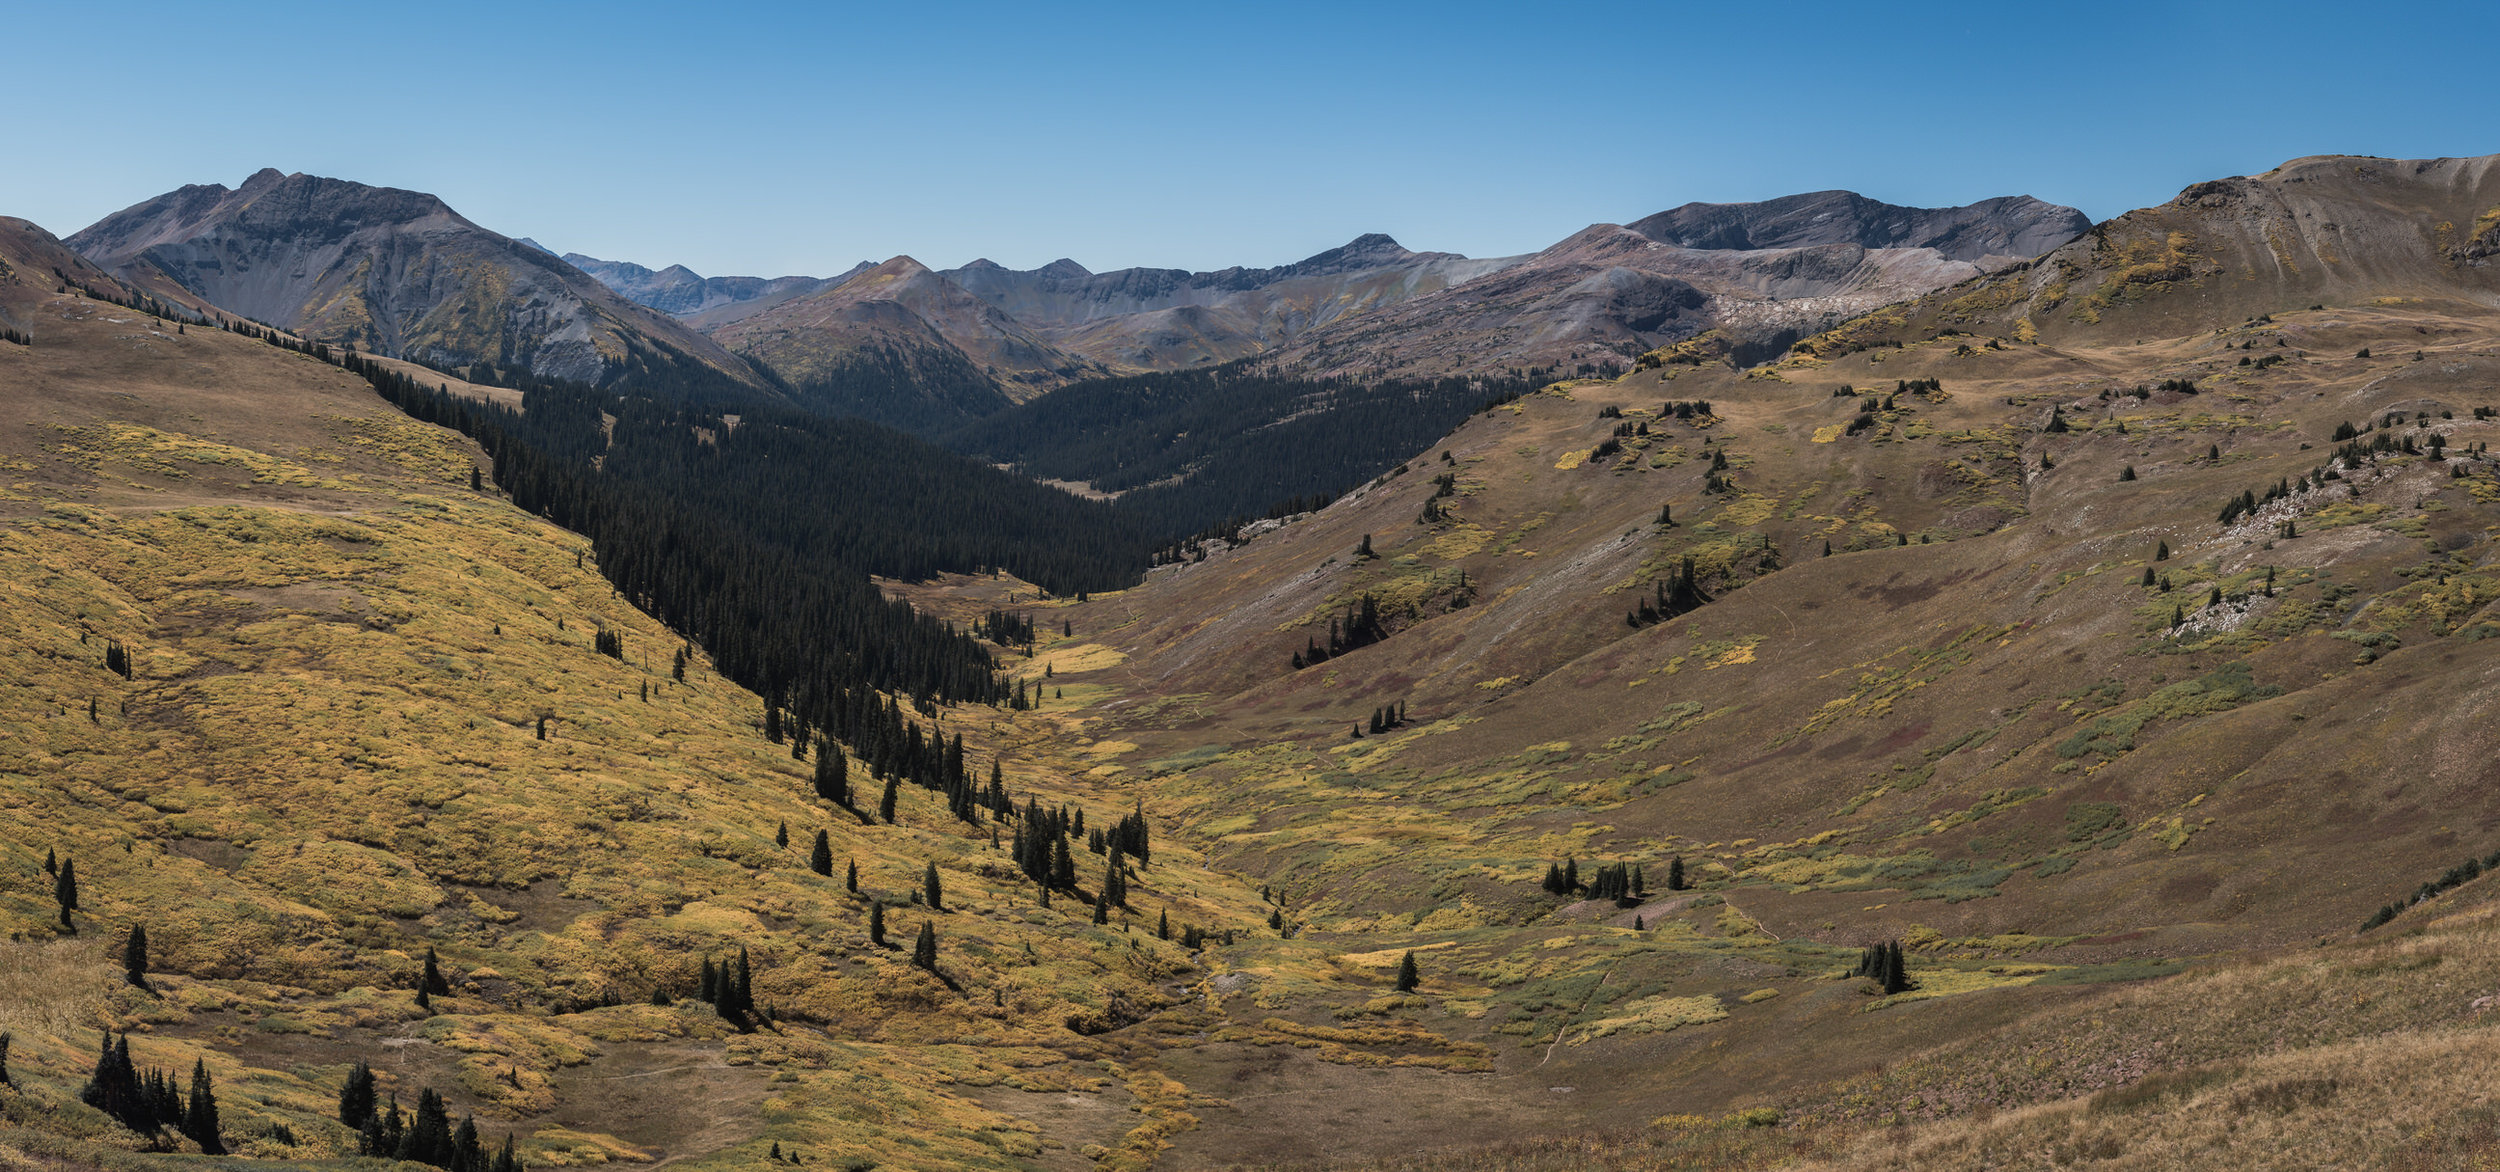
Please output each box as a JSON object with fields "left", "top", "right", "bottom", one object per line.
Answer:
{"left": 15, "top": 151, "right": 2500, "bottom": 1172}
{"left": 63, "top": 169, "right": 2087, "bottom": 433}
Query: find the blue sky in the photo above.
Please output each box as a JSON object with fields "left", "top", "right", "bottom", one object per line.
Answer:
{"left": 6, "top": 1, "right": 2492, "bottom": 277}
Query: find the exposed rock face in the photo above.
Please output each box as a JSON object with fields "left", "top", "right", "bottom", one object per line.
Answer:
{"left": 1860, "top": 154, "right": 2500, "bottom": 346}
{"left": 1626, "top": 191, "right": 2090, "bottom": 265}
{"left": 68, "top": 170, "right": 761, "bottom": 391}
{"left": 1267, "top": 194, "right": 2084, "bottom": 379}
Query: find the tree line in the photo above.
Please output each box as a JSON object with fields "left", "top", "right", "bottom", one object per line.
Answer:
{"left": 946, "top": 360, "right": 1549, "bottom": 538}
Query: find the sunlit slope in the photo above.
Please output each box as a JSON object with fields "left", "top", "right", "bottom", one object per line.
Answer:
{"left": 0, "top": 224, "right": 1272, "bottom": 1172}
{"left": 1039, "top": 161, "right": 2500, "bottom": 979}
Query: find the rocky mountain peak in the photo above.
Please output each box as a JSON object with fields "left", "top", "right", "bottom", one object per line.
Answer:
{"left": 1627, "top": 190, "right": 2090, "bottom": 263}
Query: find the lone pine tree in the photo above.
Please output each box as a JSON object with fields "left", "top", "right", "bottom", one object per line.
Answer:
{"left": 54, "top": 856, "right": 77, "bottom": 930}
{"left": 1395, "top": 951, "right": 1420, "bottom": 993}
{"left": 122, "top": 925, "right": 149, "bottom": 989}
{"left": 811, "top": 830, "right": 834, "bottom": 876}
{"left": 912, "top": 921, "right": 938, "bottom": 972}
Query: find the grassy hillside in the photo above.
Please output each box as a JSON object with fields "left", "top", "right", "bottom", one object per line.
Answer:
{"left": 885, "top": 155, "right": 2500, "bottom": 1166}
{"left": 0, "top": 226, "right": 1280, "bottom": 1172}
{"left": 15, "top": 152, "right": 2500, "bottom": 1172}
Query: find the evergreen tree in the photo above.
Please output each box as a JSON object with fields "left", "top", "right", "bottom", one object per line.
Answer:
{"left": 183, "top": 1059, "right": 224, "bottom": 1154}
{"left": 423, "top": 947, "right": 451, "bottom": 995}
{"left": 400, "top": 1087, "right": 453, "bottom": 1166}
{"left": 1092, "top": 889, "right": 1109, "bottom": 925}
{"left": 364, "top": 1094, "right": 405, "bottom": 1159}
{"left": 911, "top": 921, "right": 938, "bottom": 972}
{"left": 339, "top": 1062, "right": 378, "bottom": 1129}
{"left": 776, "top": 821, "right": 789, "bottom": 849}
{"left": 879, "top": 777, "right": 898, "bottom": 823}
{"left": 732, "top": 947, "right": 754, "bottom": 1019}
{"left": 845, "top": 858, "right": 858, "bottom": 893}
{"left": 1395, "top": 951, "right": 1419, "bottom": 993}
{"left": 54, "top": 856, "right": 77, "bottom": 930}
{"left": 1667, "top": 856, "right": 1687, "bottom": 891}
{"left": 1157, "top": 910, "right": 1170, "bottom": 940}
{"left": 1267, "top": 908, "right": 1284, "bottom": 931}
{"left": 122, "top": 924, "right": 149, "bottom": 989}
{"left": 698, "top": 957, "right": 718, "bottom": 1002}
{"left": 1883, "top": 941, "right": 1913, "bottom": 995}
{"left": 869, "top": 902, "right": 887, "bottom": 947}
{"left": 82, "top": 1030, "right": 146, "bottom": 1135}
{"left": 923, "top": 862, "right": 944, "bottom": 911}
{"left": 810, "top": 831, "right": 833, "bottom": 876}
{"left": 452, "top": 1116, "right": 483, "bottom": 1172}
{"left": 814, "top": 744, "right": 849, "bottom": 806}
{"left": 493, "top": 1134, "right": 520, "bottom": 1172}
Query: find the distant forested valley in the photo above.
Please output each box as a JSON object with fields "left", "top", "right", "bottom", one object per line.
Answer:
{"left": 945, "top": 361, "right": 1548, "bottom": 537}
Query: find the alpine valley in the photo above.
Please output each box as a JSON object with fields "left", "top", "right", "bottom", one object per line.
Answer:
{"left": 6, "top": 150, "right": 2500, "bottom": 1172}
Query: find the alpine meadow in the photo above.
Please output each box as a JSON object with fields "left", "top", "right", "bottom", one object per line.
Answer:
{"left": 6, "top": 6, "right": 2500, "bottom": 1169}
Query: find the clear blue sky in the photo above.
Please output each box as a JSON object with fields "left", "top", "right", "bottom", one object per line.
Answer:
{"left": 6, "top": 0, "right": 2492, "bottom": 278}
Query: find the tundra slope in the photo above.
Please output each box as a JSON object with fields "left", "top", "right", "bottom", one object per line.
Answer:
{"left": 937, "top": 152, "right": 2500, "bottom": 1165}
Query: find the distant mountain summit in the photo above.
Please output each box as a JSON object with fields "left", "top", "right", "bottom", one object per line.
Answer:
{"left": 936, "top": 235, "right": 1521, "bottom": 371}
{"left": 563, "top": 252, "right": 874, "bottom": 320}
{"left": 1266, "top": 191, "right": 2092, "bottom": 378}
{"left": 69, "top": 171, "right": 763, "bottom": 393}
{"left": 1627, "top": 191, "right": 2090, "bottom": 264}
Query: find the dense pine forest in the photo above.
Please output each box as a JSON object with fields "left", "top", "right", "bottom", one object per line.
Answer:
{"left": 781, "top": 341, "right": 1017, "bottom": 432}
{"left": 944, "top": 361, "right": 1548, "bottom": 536}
